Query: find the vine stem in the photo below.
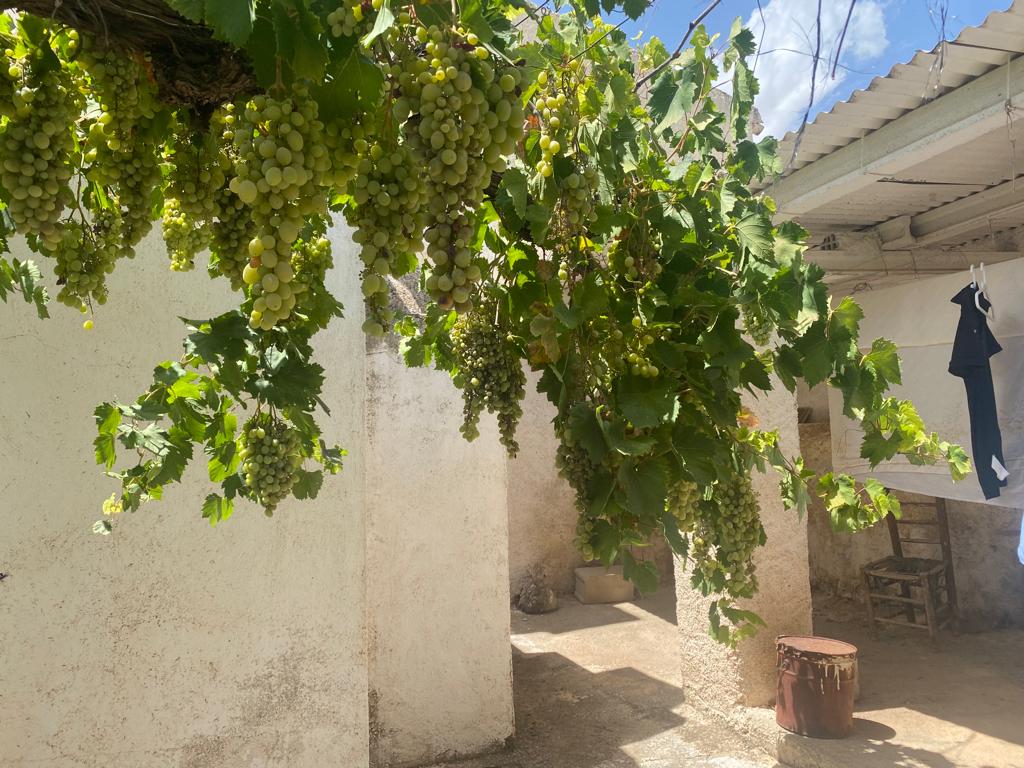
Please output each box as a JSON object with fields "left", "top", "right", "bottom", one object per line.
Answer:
{"left": 634, "top": 0, "right": 722, "bottom": 92}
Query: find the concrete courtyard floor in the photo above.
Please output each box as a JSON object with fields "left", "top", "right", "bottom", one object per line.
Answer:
{"left": 428, "top": 589, "right": 1024, "bottom": 768}
{"left": 766, "top": 597, "right": 1024, "bottom": 768}
{"left": 428, "top": 587, "right": 778, "bottom": 768}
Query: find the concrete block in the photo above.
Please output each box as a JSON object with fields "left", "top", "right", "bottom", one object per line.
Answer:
{"left": 575, "top": 565, "right": 635, "bottom": 604}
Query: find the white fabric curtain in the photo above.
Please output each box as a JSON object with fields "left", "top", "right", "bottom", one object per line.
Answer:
{"left": 828, "top": 257, "right": 1024, "bottom": 508}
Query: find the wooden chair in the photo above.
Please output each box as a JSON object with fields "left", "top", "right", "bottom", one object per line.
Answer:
{"left": 862, "top": 496, "right": 960, "bottom": 640}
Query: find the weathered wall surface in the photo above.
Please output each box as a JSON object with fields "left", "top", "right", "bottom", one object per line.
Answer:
{"left": 364, "top": 343, "right": 513, "bottom": 767}
{"left": 801, "top": 422, "right": 890, "bottom": 598}
{"left": 802, "top": 422, "right": 1024, "bottom": 629}
{"left": 507, "top": 373, "right": 674, "bottom": 599}
{"left": 506, "top": 374, "right": 582, "bottom": 596}
{"left": 0, "top": 223, "right": 370, "bottom": 767}
{"left": 676, "top": 383, "right": 812, "bottom": 717}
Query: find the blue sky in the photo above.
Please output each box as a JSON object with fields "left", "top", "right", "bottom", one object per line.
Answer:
{"left": 615, "top": 0, "right": 1005, "bottom": 137}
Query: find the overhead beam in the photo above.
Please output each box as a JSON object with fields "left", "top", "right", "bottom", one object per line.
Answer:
{"left": 909, "top": 177, "right": 1024, "bottom": 246}
{"left": 769, "top": 54, "right": 1024, "bottom": 216}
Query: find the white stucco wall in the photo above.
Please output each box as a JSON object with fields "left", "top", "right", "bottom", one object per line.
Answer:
{"left": 507, "top": 374, "right": 582, "bottom": 596}
{"left": 676, "top": 383, "right": 811, "bottom": 717}
{"left": 364, "top": 342, "right": 514, "bottom": 767}
{"left": 0, "top": 223, "right": 370, "bottom": 766}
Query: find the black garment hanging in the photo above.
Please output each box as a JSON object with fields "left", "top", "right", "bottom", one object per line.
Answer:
{"left": 948, "top": 285, "right": 1008, "bottom": 500}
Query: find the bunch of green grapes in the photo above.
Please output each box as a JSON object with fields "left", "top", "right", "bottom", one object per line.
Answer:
{"left": 691, "top": 472, "right": 764, "bottom": 599}
{"left": 346, "top": 141, "right": 427, "bottom": 330}
{"left": 322, "top": 120, "right": 373, "bottom": 189}
{"left": 451, "top": 303, "right": 526, "bottom": 455}
{"left": 667, "top": 478, "right": 701, "bottom": 534}
{"left": 160, "top": 126, "right": 224, "bottom": 269}
{"left": 80, "top": 40, "right": 162, "bottom": 246}
{"left": 555, "top": 438, "right": 596, "bottom": 510}
{"left": 209, "top": 184, "right": 255, "bottom": 289}
{"left": 162, "top": 197, "right": 210, "bottom": 272}
{"left": 326, "top": 0, "right": 380, "bottom": 38}
{"left": 741, "top": 304, "right": 773, "bottom": 347}
{"left": 237, "top": 413, "right": 303, "bottom": 515}
{"left": 50, "top": 207, "right": 123, "bottom": 308}
{"left": 392, "top": 22, "right": 524, "bottom": 313}
{"left": 422, "top": 213, "right": 480, "bottom": 312}
{"left": 289, "top": 236, "right": 333, "bottom": 318}
{"left": 241, "top": 232, "right": 298, "bottom": 331}
{"left": 165, "top": 124, "right": 224, "bottom": 220}
{"left": 558, "top": 165, "right": 598, "bottom": 228}
{"left": 224, "top": 84, "right": 330, "bottom": 329}
{"left": 0, "top": 49, "right": 80, "bottom": 249}
{"left": 532, "top": 68, "right": 576, "bottom": 179}
{"left": 607, "top": 224, "right": 663, "bottom": 284}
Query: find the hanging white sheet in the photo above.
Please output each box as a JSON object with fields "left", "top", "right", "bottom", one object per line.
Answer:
{"left": 828, "top": 257, "right": 1024, "bottom": 508}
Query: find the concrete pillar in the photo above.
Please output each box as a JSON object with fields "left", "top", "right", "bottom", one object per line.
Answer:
{"left": 675, "top": 384, "right": 812, "bottom": 718}
{"left": 0, "top": 222, "right": 370, "bottom": 767}
{"left": 364, "top": 342, "right": 514, "bottom": 767}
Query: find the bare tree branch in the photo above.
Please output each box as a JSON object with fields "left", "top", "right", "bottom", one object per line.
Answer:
{"left": 831, "top": 0, "right": 858, "bottom": 79}
{"left": 633, "top": 0, "right": 722, "bottom": 92}
{"left": 788, "top": 0, "right": 823, "bottom": 169}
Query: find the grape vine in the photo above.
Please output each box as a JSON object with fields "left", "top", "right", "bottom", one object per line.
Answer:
{"left": 0, "top": 1, "right": 971, "bottom": 643}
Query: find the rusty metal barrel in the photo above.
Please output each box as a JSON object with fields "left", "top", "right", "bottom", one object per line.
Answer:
{"left": 775, "top": 635, "right": 858, "bottom": 739}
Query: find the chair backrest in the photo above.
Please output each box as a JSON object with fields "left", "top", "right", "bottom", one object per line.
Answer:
{"left": 884, "top": 496, "right": 953, "bottom": 567}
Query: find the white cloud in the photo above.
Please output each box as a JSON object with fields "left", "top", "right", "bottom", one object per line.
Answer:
{"left": 744, "top": 0, "right": 889, "bottom": 137}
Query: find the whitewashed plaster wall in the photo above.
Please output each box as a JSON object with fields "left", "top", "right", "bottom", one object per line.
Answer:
{"left": 0, "top": 221, "right": 370, "bottom": 767}
{"left": 675, "top": 382, "right": 811, "bottom": 717}
{"left": 364, "top": 341, "right": 514, "bottom": 767}
{"left": 506, "top": 373, "right": 582, "bottom": 596}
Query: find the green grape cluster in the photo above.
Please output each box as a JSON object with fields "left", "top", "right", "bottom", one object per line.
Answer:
{"left": 224, "top": 84, "right": 330, "bottom": 329}
{"left": 210, "top": 184, "right": 255, "bottom": 288}
{"left": 741, "top": 304, "right": 773, "bottom": 347}
{"left": 162, "top": 197, "right": 210, "bottom": 272}
{"left": 691, "top": 472, "right": 764, "bottom": 599}
{"left": 238, "top": 413, "right": 303, "bottom": 515}
{"left": 608, "top": 225, "right": 664, "bottom": 284}
{"left": 323, "top": 120, "right": 374, "bottom": 188}
{"left": 422, "top": 213, "right": 480, "bottom": 312}
{"left": 393, "top": 22, "right": 524, "bottom": 314}
{"left": 347, "top": 141, "right": 427, "bottom": 331}
{"left": 80, "top": 40, "right": 162, "bottom": 246}
{"left": 165, "top": 125, "right": 224, "bottom": 219}
{"left": 667, "top": 479, "right": 701, "bottom": 533}
{"left": 555, "top": 438, "right": 596, "bottom": 510}
{"left": 289, "top": 236, "right": 333, "bottom": 316}
{"left": 558, "top": 165, "right": 598, "bottom": 228}
{"left": 160, "top": 126, "right": 225, "bottom": 269}
{"left": 0, "top": 51, "right": 79, "bottom": 249}
{"left": 50, "top": 208, "right": 123, "bottom": 307}
{"left": 241, "top": 232, "right": 298, "bottom": 330}
{"left": 451, "top": 303, "right": 526, "bottom": 456}
{"left": 326, "top": 0, "right": 380, "bottom": 38}
{"left": 533, "top": 68, "right": 575, "bottom": 179}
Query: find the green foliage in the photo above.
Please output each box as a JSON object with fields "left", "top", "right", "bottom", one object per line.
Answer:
{"left": 0, "top": 0, "right": 968, "bottom": 643}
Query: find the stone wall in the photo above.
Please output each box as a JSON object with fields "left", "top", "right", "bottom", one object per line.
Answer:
{"left": 800, "top": 421, "right": 1024, "bottom": 630}
{"left": 0, "top": 222, "right": 370, "bottom": 767}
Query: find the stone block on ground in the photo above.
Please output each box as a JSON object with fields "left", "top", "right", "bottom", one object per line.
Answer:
{"left": 575, "top": 565, "right": 635, "bottom": 604}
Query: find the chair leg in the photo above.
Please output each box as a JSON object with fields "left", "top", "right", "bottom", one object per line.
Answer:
{"left": 862, "top": 568, "right": 877, "bottom": 633}
{"left": 923, "top": 574, "right": 938, "bottom": 643}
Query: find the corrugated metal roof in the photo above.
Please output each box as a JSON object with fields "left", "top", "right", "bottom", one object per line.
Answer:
{"left": 775, "top": 1, "right": 1022, "bottom": 178}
